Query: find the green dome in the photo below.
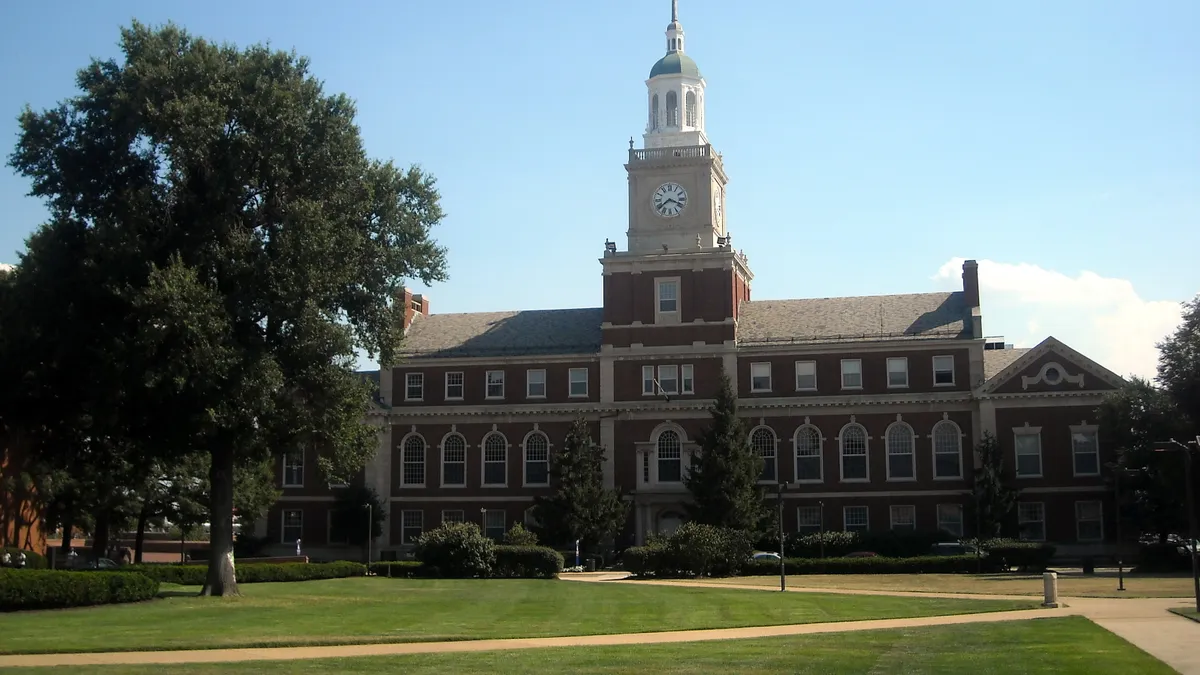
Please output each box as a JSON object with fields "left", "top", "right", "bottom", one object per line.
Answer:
{"left": 649, "top": 52, "right": 701, "bottom": 79}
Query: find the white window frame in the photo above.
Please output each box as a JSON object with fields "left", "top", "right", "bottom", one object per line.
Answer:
{"left": 1018, "top": 502, "right": 1046, "bottom": 541}
{"left": 483, "top": 509, "right": 506, "bottom": 540}
{"left": 441, "top": 509, "right": 465, "bottom": 525}
{"left": 932, "top": 355, "right": 956, "bottom": 386}
{"left": 522, "top": 431, "right": 551, "bottom": 487}
{"left": 400, "top": 433, "right": 426, "bottom": 487}
{"left": 400, "top": 510, "right": 424, "bottom": 545}
{"left": 642, "top": 365, "right": 657, "bottom": 395}
{"left": 885, "top": 422, "right": 916, "bottom": 482}
{"left": 568, "top": 367, "right": 589, "bottom": 398}
{"left": 886, "top": 357, "right": 909, "bottom": 389}
{"left": 797, "top": 505, "right": 822, "bottom": 534}
{"left": 1070, "top": 425, "right": 1101, "bottom": 477}
{"left": 282, "top": 452, "right": 304, "bottom": 488}
{"left": 793, "top": 425, "right": 824, "bottom": 483}
{"left": 444, "top": 371, "right": 464, "bottom": 401}
{"left": 750, "top": 362, "right": 772, "bottom": 393}
{"left": 440, "top": 433, "right": 467, "bottom": 487}
{"left": 840, "top": 359, "right": 863, "bottom": 390}
{"left": 1075, "top": 500, "right": 1104, "bottom": 542}
{"left": 526, "top": 368, "right": 546, "bottom": 399}
{"left": 889, "top": 505, "right": 916, "bottom": 532}
{"left": 937, "top": 503, "right": 964, "bottom": 538}
{"left": 327, "top": 508, "right": 348, "bottom": 545}
{"left": 794, "top": 360, "right": 817, "bottom": 392}
{"left": 1014, "top": 427, "right": 1043, "bottom": 478}
{"left": 655, "top": 277, "right": 681, "bottom": 324}
{"left": 657, "top": 364, "right": 680, "bottom": 395}
{"left": 750, "top": 426, "right": 778, "bottom": 484}
{"left": 655, "top": 429, "right": 683, "bottom": 483}
{"left": 838, "top": 423, "right": 870, "bottom": 483}
{"left": 281, "top": 509, "right": 303, "bottom": 544}
{"left": 931, "top": 420, "right": 964, "bottom": 480}
{"left": 482, "top": 432, "right": 508, "bottom": 487}
{"left": 681, "top": 364, "right": 695, "bottom": 395}
{"left": 843, "top": 505, "right": 869, "bottom": 532}
{"left": 486, "top": 370, "right": 505, "bottom": 400}
{"left": 405, "top": 372, "right": 424, "bottom": 402}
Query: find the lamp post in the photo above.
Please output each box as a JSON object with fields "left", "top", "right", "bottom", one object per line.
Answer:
{"left": 777, "top": 481, "right": 790, "bottom": 592}
{"left": 1105, "top": 458, "right": 1140, "bottom": 593}
{"left": 365, "top": 503, "right": 373, "bottom": 570}
{"left": 1153, "top": 437, "right": 1200, "bottom": 614}
{"left": 818, "top": 500, "right": 825, "bottom": 572}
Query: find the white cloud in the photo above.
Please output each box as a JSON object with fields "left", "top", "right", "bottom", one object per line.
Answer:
{"left": 933, "top": 258, "right": 1188, "bottom": 381}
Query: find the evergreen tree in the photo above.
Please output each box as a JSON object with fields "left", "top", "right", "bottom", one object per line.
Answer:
{"left": 968, "top": 431, "right": 1019, "bottom": 538}
{"left": 531, "top": 418, "right": 628, "bottom": 557}
{"left": 684, "top": 370, "right": 767, "bottom": 532}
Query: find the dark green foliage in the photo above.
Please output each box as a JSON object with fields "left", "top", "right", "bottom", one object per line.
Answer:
{"left": 492, "top": 546, "right": 564, "bottom": 579}
{"left": 621, "top": 546, "right": 659, "bottom": 577}
{"left": 367, "top": 561, "right": 430, "bottom": 578}
{"left": 329, "top": 485, "right": 387, "bottom": 547}
{"left": 740, "top": 555, "right": 1005, "bottom": 576}
{"left": 623, "top": 523, "right": 752, "bottom": 578}
{"left": 684, "top": 371, "right": 767, "bottom": 532}
{"left": 1135, "top": 542, "right": 1193, "bottom": 572}
{"left": 969, "top": 431, "right": 1019, "bottom": 538}
{"left": 1157, "top": 295, "right": 1200, "bottom": 422}
{"left": 415, "top": 522, "right": 495, "bottom": 578}
{"left": 1, "top": 569, "right": 159, "bottom": 611}
{"left": 530, "top": 418, "right": 628, "bottom": 556}
{"left": 959, "top": 538, "right": 1057, "bottom": 572}
{"left": 0, "top": 548, "right": 47, "bottom": 569}
{"left": 502, "top": 523, "right": 539, "bottom": 546}
{"left": 91, "top": 561, "right": 365, "bottom": 585}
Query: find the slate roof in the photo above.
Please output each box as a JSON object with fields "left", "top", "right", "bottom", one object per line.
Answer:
{"left": 398, "top": 308, "right": 605, "bottom": 358}
{"left": 737, "top": 292, "right": 971, "bottom": 345}
{"left": 983, "top": 347, "right": 1031, "bottom": 381}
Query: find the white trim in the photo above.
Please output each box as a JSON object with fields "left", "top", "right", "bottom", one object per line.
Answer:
{"left": 654, "top": 276, "right": 682, "bottom": 325}
{"left": 399, "top": 431, "right": 427, "bottom": 488}
{"left": 1070, "top": 424, "right": 1101, "bottom": 477}
{"left": 884, "top": 420, "right": 917, "bottom": 482}
{"left": 750, "top": 362, "right": 773, "bottom": 393}
{"left": 281, "top": 508, "right": 303, "bottom": 544}
{"left": 526, "top": 368, "right": 547, "bottom": 399}
{"left": 796, "top": 505, "right": 823, "bottom": 533}
{"left": 568, "top": 367, "right": 589, "bottom": 398}
{"left": 481, "top": 431, "right": 509, "bottom": 487}
{"left": 400, "top": 509, "right": 424, "bottom": 545}
{"left": 886, "top": 357, "right": 909, "bottom": 389}
{"left": 843, "top": 505, "right": 869, "bottom": 532}
{"left": 975, "top": 336, "right": 1127, "bottom": 396}
{"left": 485, "top": 370, "right": 506, "bottom": 400}
{"left": 1022, "top": 360, "right": 1086, "bottom": 390}
{"left": 404, "top": 372, "right": 424, "bottom": 402}
{"left": 1018, "top": 502, "right": 1046, "bottom": 542}
{"left": 794, "top": 360, "right": 817, "bottom": 392}
{"left": 840, "top": 359, "right": 863, "bottom": 390}
{"left": 932, "top": 354, "right": 956, "bottom": 387}
{"left": 1013, "top": 425, "right": 1043, "bottom": 479}
{"left": 657, "top": 364, "right": 681, "bottom": 395}
{"left": 444, "top": 371, "right": 464, "bottom": 401}
{"left": 1075, "top": 500, "right": 1105, "bottom": 542}
{"left": 681, "top": 364, "right": 695, "bottom": 395}
{"left": 282, "top": 452, "right": 304, "bottom": 488}
{"left": 749, "top": 425, "right": 779, "bottom": 484}
{"left": 889, "top": 504, "right": 916, "bottom": 531}
{"left": 838, "top": 421, "right": 870, "bottom": 483}
{"left": 792, "top": 423, "right": 824, "bottom": 484}
{"left": 521, "top": 430, "right": 551, "bottom": 487}
{"left": 930, "top": 419, "right": 965, "bottom": 480}
{"left": 439, "top": 432, "right": 467, "bottom": 488}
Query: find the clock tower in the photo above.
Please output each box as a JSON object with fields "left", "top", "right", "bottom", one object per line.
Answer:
{"left": 625, "top": 0, "right": 729, "bottom": 255}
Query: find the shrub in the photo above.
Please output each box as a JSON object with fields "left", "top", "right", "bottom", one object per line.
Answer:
{"left": 1, "top": 547, "right": 48, "bottom": 570}
{"left": 368, "top": 561, "right": 429, "bottom": 578}
{"left": 622, "top": 524, "right": 752, "bottom": 578}
{"left": 784, "top": 530, "right": 863, "bottom": 558}
{"left": 1, "top": 569, "right": 159, "bottom": 611}
{"left": 502, "top": 523, "right": 539, "bottom": 546}
{"left": 621, "top": 546, "right": 659, "bottom": 577}
{"left": 1134, "top": 542, "right": 1192, "bottom": 572}
{"left": 415, "top": 522, "right": 495, "bottom": 578}
{"left": 741, "top": 554, "right": 1002, "bottom": 576}
{"left": 493, "top": 546, "right": 563, "bottom": 579}
{"left": 97, "top": 561, "right": 365, "bottom": 585}
{"left": 965, "top": 539, "right": 1056, "bottom": 572}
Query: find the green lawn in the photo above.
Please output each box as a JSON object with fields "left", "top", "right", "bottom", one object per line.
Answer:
{"left": 0, "top": 578, "right": 1035, "bottom": 655}
{"left": 1169, "top": 607, "right": 1200, "bottom": 623}
{"left": 2, "top": 617, "right": 1170, "bottom": 675}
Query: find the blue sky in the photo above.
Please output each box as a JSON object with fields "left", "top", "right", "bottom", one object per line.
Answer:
{"left": 2, "top": 0, "right": 1197, "bottom": 378}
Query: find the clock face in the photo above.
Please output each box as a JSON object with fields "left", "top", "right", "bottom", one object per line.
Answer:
{"left": 652, "top": 182, "right": 688, "bottom": 218}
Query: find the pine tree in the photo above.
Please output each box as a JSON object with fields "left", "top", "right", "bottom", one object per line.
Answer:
{"left": 531, "top": 418, "right": 629, "bottom": 557}
{"left": 969, "top": 431, "right": 1019, "bottom": 538}
{"left": 684, "top": 370, "right": 767, "bottom": 532}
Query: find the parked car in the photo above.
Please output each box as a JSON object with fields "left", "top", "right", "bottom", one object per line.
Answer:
{"left": 750, "top": 551, "right": 781, "bottom": 563}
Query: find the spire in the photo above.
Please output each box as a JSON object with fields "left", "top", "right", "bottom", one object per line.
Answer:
{"left": 672, "top": 0, "right": 679, "bottom": 23}
{"left": 666, "top": 0, "right": 685, "bottom": 53}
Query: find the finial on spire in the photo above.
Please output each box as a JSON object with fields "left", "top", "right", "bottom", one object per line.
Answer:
{"left": 672, "top": 0, "right": 679, "bottom": 23}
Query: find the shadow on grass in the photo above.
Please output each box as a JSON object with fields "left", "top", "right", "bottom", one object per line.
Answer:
{"left": 1168, "top": 607, "right": 1200, "bottom": 623}
{"left": 157, "top": 590, "right": 199, "bottom": 599}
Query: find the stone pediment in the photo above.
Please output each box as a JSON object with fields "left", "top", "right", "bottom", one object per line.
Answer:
{"left": 976, "top": 336, "right": 1126, "bottom": 397}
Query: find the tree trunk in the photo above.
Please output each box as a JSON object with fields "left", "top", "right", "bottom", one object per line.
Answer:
{"left": 60, "top": 522, "right": 74, "bottom": 556}
{"left": 201, "top": 445, "right": 239, "bottom": 597}
{"left": 91, "top": 510, "right": 110, "bottom": 560}
{"left": 134, "top": 502, "right": 150, "bottom": 564}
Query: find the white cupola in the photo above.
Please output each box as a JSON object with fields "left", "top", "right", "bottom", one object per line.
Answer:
{"left": 644, "top": 0, "right": 708, "bottom": 149}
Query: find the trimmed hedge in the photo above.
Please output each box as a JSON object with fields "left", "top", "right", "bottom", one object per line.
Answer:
{"left": 98, "top": 561, "right": 366, "bottom": 585}
{"left": 493, "top": 545, "right": 563, "bottom": 579}
{"left": 624, "top": 523, "right": 753, "bottom": 578}
{"left": 1, "top": 569, "right": 159, "bottom": 611}
{"left": 741, "top": 554, "right": 1001, "bottom": 576}
{"left": 368, "top": 561, "right": 430, "bottom": 578}
{"left": 983, "top": 542, "right": 1056, "bottom": 573}
{"left": 1, "top": 547, "right": 48, "bottom": 569}
{"left": 415, "top": 522, "right": 496, "bottom": 578}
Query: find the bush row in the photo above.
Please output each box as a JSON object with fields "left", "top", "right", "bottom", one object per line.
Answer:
{"left": 740, "top": 554, "right": 1002, "bottom": 576}
{"left": 412, "top": 522, "right": 563, "bottom": 578}
{"left": 369, "top": 546, "right": 563, "bottom": 579}
{"left": 626, "top": 523, "right": 753, "bottom": 578}
{"left": 1, "top": 569, "right": 159, "bottom": 611}
{"left": 97, "top": 561, "right": 366, "bottom": 585}
{"left": 756, "top": 530, "right": 959, "bottom": 559}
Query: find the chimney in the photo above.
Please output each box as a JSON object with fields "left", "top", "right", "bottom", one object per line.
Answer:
{"left": 398, "top": 288, "right": 430, "bottom": 333}
{"left": 961, "top": 260, "right": 982, "bottom": 338}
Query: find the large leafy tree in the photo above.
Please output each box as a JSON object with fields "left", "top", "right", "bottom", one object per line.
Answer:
{"left": 8, "top": 22, "right": 447, "bottom": 595}
{"left": 967, "top": 431, "right": 1019, "bottom": 538}
{"left": 1158, "top": 296, "right": 1200, "bottom": 423}
{"left": 684, "top": 371, "right": 766, "bottom": 532}
{"left": 329, "top": 485, "right": 387, "bottom": 552}
{"left": 531, "top": 418, "right": 628, "bottom": 557}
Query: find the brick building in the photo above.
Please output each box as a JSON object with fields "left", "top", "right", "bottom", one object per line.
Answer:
{"left": 255, "top": 3, "right": 1125, "bottom": 560}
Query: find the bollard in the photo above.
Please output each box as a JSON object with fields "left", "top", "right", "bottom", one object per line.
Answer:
{"left": 1042, "top": 571, "right": 1060, "bottom": 608}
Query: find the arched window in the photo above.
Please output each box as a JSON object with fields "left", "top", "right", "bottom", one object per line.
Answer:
{"left": 886, "top": 423, "right": 916, "bottom": 480}
{"left": 794, "top": 425, "right": 823, "bottom": 482}
{"left": 657, "top": 430, "right": 682, "bottom": 482}
{"left": 524, "top": 432, "right": 550, "bottom": 486}
{"left": 839, "top": 424, "right": 868, "bottom": 481}
{"left": 933, "top": 420, "right": 963, "bottom": 479}
{"left": 650, "top": 94, "right": 660, "bottom": 130}
{"left": 751, "top": 427, "right": 776, "bottom": 482}
{"left": 685, "top": 91, "right": 697, "bottom": 127}
{"left": 441, "top": 433, "right": 466, "bottom": 486}
{"left": 482, "top": 433, "right": 507, "bottom": 486}
{"left": 666, "top": 91, "right": 679, "bottom": 127}
{"left": 402, "top": 435, "right": 426, "bottom": 486}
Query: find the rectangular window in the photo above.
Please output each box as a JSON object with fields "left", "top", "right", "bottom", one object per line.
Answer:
{"left": 401, "top": 510, "right": 423, "bottom": 545}
{"left": 486, "top": 370, "right": 505, "bottom": 399}
{"left": 444, "top": 372, "right": 464, "bottom": 400}
{"left": 327, "top": 508, "right": 348, "bottom": 545}
{"left": 441, "top": 510, "right": 465, "bottom": 525}
{"left": 282, "top": 453, "right": 304, "bottom": 487}
{"left": 795, "top": 361, "right": 817, "bottom": 391}
{"left": 658, "top": 444, "right": 682, "bottom": 483}
{"left": 642, "top": 451, "right": 650, "bottom": 483}
{"left": 1015, "top": 429, "right": 1043, "bottom": 477}
{"left": 843, "top": 506, "right": 869, "bottom": 533}
{"left": 658, "top": 365, "right": 679, "bottom": 395}
{"left": 642, "top": 365, "right": 656, "bottom": 395}
{"left": 797, "top": 506, "right": 822, "bottom": 534}
{"left": 1071, "top": 427, "right": 1100, "bottom": 476}
{"left": 483, "top": 440, "right": 507, "bottom": 486}
{"left": 405, "top": 372, "right": 424, "bottom": 401}
{"left": 526, "top": 369, "right": 546, "bottom": 398}
{"left": 656, "top": 278, "right": 679, "bottom": 315}
{"left": 933, "top": 355, "right": 955, "bottom": 386}
{"left": 1076, "top": 501, "right": 1104, "bottom": 542}
{"left": 889, "top": 505, "right": 916, "bottom": 532}
{"left": 750, "top": 362, "right": 772, "bottom": 392}
{"left": 483, "top": 509, "right": 506, "bottom": 540}
{"left": 937, "top": 504, "right": 964, "bottom": 538}
{"left": 1018, "top": 502, "right": 1046, "bottom": 541}
{"left": 282, "top": 509, "right": 303, "bottom": 543}
{"left": 569, "top": 368, "right": 589, "bottom": 397}
{"left": 681, "top": 364, "right": 695, "bottom": 394}
{"left": 840, "top": 359, "right": 862, "bottom": 389}
{"left": 887, "top": 357, "right": 909, "bottom": 388}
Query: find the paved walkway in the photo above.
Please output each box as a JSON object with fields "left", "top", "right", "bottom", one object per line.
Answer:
{"left": 0, "top": 573, "right": 1194, "bottom": 672}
